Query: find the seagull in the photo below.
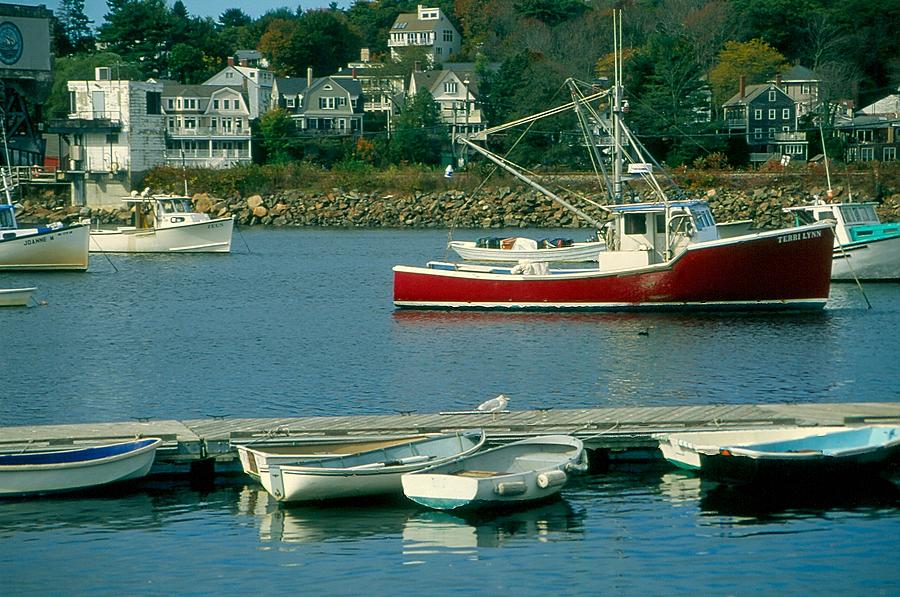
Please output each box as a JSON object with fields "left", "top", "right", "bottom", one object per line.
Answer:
{"left": 477, "top": 394, "right": 509, "bottom": 414}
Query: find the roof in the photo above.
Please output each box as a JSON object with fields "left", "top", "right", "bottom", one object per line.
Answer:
{"left": 608, "top": 200, "right": 708, "bottom": 213}
{"left": 161, "top": 83, "right": 243, "bottom": 98}
{"left": 723, "top": 83, "right": 785, "bottom": 107}
{"left": 234, "top": 50, "right": 262, "bottom": 61}
{"left": 860, "top": 94, "right": 900, "bottom": 115}
{"left": 776, "top": 64, "right": 820, "bottom": 82}
{"left": 391, "top": 13, "right": 440, "bottom": 33}
{"left": 274, "top": 77, "right": 309, "bottom": 96}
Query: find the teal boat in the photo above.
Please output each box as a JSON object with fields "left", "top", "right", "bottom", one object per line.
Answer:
{"left": 786, "top": 202, "right": 900, "bottom": 280}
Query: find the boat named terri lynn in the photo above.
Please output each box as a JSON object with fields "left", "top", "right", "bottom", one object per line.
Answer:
{"left": 89, "top": 194, "right": 234, "bottom": 253}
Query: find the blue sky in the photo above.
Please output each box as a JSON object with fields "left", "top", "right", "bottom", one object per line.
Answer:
{"left": 22, "top": 1, "right": 349, "bottom": 27}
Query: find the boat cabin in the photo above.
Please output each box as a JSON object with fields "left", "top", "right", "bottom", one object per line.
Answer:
{"left": 0, "top": 204, "right": 16, "bottom": 232}
{"left": 786, "top": 202, "right": 895, "bottom": 246}
{"left": 123, "top": 196, "right": 211, "bottom": 229}
{"left": 601, "top": 200, "right": 720, "bottom": 268}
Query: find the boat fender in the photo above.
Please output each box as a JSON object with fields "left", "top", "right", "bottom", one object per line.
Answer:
{"left": 536, "top": 470, "right": 567, "bottom": 489}
{"left": 494, "top": 481, "right": 527, "bottom": 496}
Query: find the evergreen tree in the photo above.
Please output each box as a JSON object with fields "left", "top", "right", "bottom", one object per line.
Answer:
{"left": 99, "top": 0, "right": 174, "bottom": 77}
{"left": 56, "top": 0, "right": 94, "bottom": 54}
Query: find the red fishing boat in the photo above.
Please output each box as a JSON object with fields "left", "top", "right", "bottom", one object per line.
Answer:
{"left": 393, "top": 8, "right": 834, "bottom": 312}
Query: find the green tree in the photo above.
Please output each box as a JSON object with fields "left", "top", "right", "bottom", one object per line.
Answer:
{"left": 708, "top": 39, "right": 788, "bottom": 106}
{"left": 99, "top": 0, "right": 175, "bottom": 77}
{"left": 56, "top": 0, "right": 94, "bottom": 55}
{"left": 258, "top": 109, "right": 298, "bottom": 164}
{"left": 390, "top": 89, "right": 445, "bottom": 164}
{"left": 513, "top": 0, "right": 586, "bottom": 26}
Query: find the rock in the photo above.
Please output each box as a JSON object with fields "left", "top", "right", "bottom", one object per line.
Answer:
{"left": 247, "top": 195, "right": 264, "bottom": 209}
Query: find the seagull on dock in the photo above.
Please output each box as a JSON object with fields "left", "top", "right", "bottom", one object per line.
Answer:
{"left": 477, "top": 394, "right": 509, "bottom": 416}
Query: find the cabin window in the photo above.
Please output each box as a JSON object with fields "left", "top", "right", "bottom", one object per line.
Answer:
{"left": 656, "top": 214, "right": 666, "bottom": 233}
{"left": 624, "top": 213, "right": 646, "bottom": 235}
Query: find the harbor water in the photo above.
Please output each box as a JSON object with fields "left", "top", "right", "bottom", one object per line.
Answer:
{"left": 2, "top": 228, "right": 899, "bottom": 595}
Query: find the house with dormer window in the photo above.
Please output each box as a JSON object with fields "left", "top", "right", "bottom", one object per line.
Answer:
{"left": 835, "top": 93, "right": 899, "bottom": 162}
{"left": 768, "top": 65, "right": 822, "bottom": 117}
{"left": 161, "top": 83, "right": 253, "bottom": 167}
{"left": 387, "top": 5, "right": 460, "bottom": 64}
{"left": 407, "top": 65, "right": 485, "bottom": 137}
{"left": 203, "top": 55, "right": 275, "bottom": 119}
{"left": 273, "top": 70, "right": 364, "bottom": 135}
{"left": 723, "top": 77, "right": 807, "bottom": 163}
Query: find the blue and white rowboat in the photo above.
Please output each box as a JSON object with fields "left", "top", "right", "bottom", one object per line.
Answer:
{"left": 0, "top": 438, "right": 162, "bottom": 497}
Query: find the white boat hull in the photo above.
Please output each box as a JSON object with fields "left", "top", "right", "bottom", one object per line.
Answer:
{"left": 832, "top": 235, "right": 900, "bottom": 280}
{"left": 0, "top": 287, "right": 36, "bottom": 307}
{"left": 236, "top": 435, "right": 430, "bottom": 481}
{"left": 654, "top": 427, "right": 848, "bottom": 470}
{"left": 0, "top": 438, "right": 161, "bottom": 496}
{"left": 402, "top": 435, "right": 586, "bottom": 510}
{"left": 90, "top": 217, "right": 234, "bottom": 253}
{"left": 0, "top": 224, "right": 90, "bottom": 270}
{"left": 449, "top": 240, "right": 605, "bottom": 262}
{"left": 261, "top": 430, "right": 486, "bottom": 503}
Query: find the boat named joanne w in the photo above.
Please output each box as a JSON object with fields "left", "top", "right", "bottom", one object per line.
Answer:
{"left": 261, "top": 430, "right": 486, "bottom": 503}
{"left": 0, "top": 438, "right": 162, "bottom": 497}
{"left": 1, "top": 204, "right": 90, "bottom": 271}
{"left": 89, "top": 194, "right": 233, "bottom": 253}
{"left": 402, "top": 435, "right": 587, "bottom": 510}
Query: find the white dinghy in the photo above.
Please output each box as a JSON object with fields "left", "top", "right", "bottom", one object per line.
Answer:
{"left": 401, "top": 435, "right": 587, "bottom": 510}
{"left": 234, "top": 434, "right": 432, "bottom": 482}
{"left": 0, "top": 286, "right": 36, "bottom": 307}
{"left": 261, "top": 430, "right": 485, "bottom": 503}
{"left": 0, "top": 438, "right": 162, "bottom": 497}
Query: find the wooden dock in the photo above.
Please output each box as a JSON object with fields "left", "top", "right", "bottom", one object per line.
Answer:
{"left": 2, "top": 402, "right": 899, "bottom": 476}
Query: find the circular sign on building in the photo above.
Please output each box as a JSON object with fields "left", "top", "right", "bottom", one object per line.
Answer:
{"left": 0, "top": 21, "right": 24, "bottom": 66}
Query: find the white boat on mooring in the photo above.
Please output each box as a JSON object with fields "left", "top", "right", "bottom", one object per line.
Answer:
{"left": 89, "top": 194, "right": 233, "bottom": 253}
{"left": 1, "top": 204, "right": 90, "bottom": 271}
{"left": 260, "top": 430, "right": 486, "bottom": 503}
{"left": 0, "top": 438, "right": 162, "bottom": 497}
{"left": 401, "top": 435, "right": 587, "bottom": 511}
{"left": 0, "top": 286, "right": 36, "bottom": 307}
{"left": 786, "top": 201, "right": 900, "bottom": 280}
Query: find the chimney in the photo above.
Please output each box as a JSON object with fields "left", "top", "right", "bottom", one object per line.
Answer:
{"left": 227, "top": 56, "right": 235, "bottom": 67}
{"left": 775, "top": 74, "right": 782, "bottom": 89}
{"left": 352, "top": 67, "right": 357, "bottom": 80}
{"left": 307, "top": 66, "right": 313, "bottom": 88}
{"left": 739, "top": 75, "right": 746, "bottom": 99}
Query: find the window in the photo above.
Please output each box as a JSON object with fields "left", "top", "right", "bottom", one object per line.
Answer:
{"left": 105, "top": 133, "right": 118, "bottom": 144}
{"left": 184, "top": 117, "right": 196, "bottom": 129}
{"left": 753, "top": 128, "right": 762, "bottom": 140}
{"left": 167, "top": 117, "right": 175, "bottom": 128}
{"left": 286, "top": 97, "right": 295, "bottom": 108}
{"left": 249, "top": 72, "right": 255, "bottom": 78}
{"left": 782, "top": 108, "right": 790, "bottom": 119}
{"left": 624, "top": 213, "right": 647, "bottom": 235}
{"left": 147, "top": 92, "right": 161, "bottom": 114}
{"left": 339, "top": 97, "right": 346, "bottom": 106}
{"left": 857, "top": 129, "right": 873, "bottom": 142}
{"left": 782, "top": 126, "right": 790, "bottom": 132}
{"left": 860, "top": 147, "right": 874, "bottom": 161}
{"left": 68, "top": 91, "right": 76, "bottom": 114}
{"left": 213, "top": 99, "right": 219, "bottom": 109}
{"left": 754, "top": 109, "right": 762, "bottom": 120}
{"left": 768, "top": 127, "right": 775, "bottom": 138}
{"left": 884, "top": 146, "right": 897, "bottom": 161}
{"left": 443, "top": 30, "right": 453, "bottom": 42}
{"left": 166, "top": 98, "right": 174, "bottom": 110}
{"left": 436, "top": 46, "right": 442, "bottom": 55}
{"left": 768, "top": 90, "right": 776, "bottom": 101}
{"left": 224, "top": 99, "right": 230, "bottom": 109}
{"left": 351, "top": 98, "right": 357, "bottom": 109}
{"left": 444, "top": 81, "right": 458, "bottom": 94}
{"left": 176, "top": 98, "right": 182, "bottom": 109}
{"left": 320, "top": 97, "right": 335, "bottom": 109}
{"left": 801, "top": 84, "right": 811, "bottom": 94}
{"left": 768, "top": 109, "right": 776, "bottom": 119}
{"left": 210, "top": 117, "right": 217, "bottom": 129}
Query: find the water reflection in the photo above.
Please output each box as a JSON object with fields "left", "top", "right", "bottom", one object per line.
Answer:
{"left": 402, "top": 499, "right": 585, "bottom": 556}
{"left": 239, "top": 487, "right": 412, "bottom": 544}
{"left": 698, "top": 475, "right": 900, "bottom": 524}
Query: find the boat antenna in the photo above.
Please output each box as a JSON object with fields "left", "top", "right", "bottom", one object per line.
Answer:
{"left": 818, "top": 118, "right": 833, "bottom": 201}
{"left": 612, "top": 7, "right": 624, "bottom": 203}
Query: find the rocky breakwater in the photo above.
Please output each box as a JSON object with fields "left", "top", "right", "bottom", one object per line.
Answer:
{"left": 14, "top": 179, "right": 900, "bottom": 230}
